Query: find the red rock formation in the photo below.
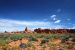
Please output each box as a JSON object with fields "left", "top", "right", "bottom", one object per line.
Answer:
{"left": 34, "top": 28, "right": 51, "bottom": 34}
{"left": 34, "top": 28, "right": 72, "bottom": 34}
{"left": 23, "top": 27, "right": 32, "bottom": 33}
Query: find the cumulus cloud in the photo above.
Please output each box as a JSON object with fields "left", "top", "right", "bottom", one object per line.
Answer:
{"left": 50, "top": 15, "right": 56, "bottom": 18}
{"left": 0, "top": 18, "right": 51, "bottom": 32}
{"left": 0, "top": 18, "right": 72, "bottom": 32}
{"left": 50, "top": 14, "right": 57, "bottom": 21}
{"left": 54, "top": 20, "right": 61, "bottom": 23}
{"left": 53, "top": 18, "right": 57, "bottom": 20}
{"left": 0, "top": 19, "right": 50, "bottom": 26}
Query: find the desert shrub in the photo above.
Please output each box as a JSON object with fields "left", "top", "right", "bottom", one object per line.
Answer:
{"left": 12, "top": 46, "right": 20, "bottom": 50}
{"left": 35, "top": 34, "right": 44, "bottom": 38}
{"left": 59, "top": 48, "right": 64, "bottom": 50}
{"left": 42, "top": 44, "right": 46, "bottom": 50}
{"left": 26, "top": 42, "right": 32, "bottom": 47}
{"left": 0, "top": 39, "right": 8, "bottom": 46}
{"left": 19, "top": 43, "right": 27, "bottom": 48}
{"left": 28, "top": 36, "right": 38, "bottom": 41}
{"left": 67, "top": 44, "right": 73, "bottom": 49}
{"left": 60, "top": 34, "right": 71, "bottom": 43}
{"left": 44, "top": 36, "right": 51, "bottom": 39}
{"left": 1, "top": 44, "right": 8, "bottom": 50}
{"left": 0, "top": 34, "right": 9, "bottom": 40}
{"left": 10, "top": 35, "right": 19, "bottom": 41}
{"left": 10, "top": 34, "right": 25, "bottom": 41}
{"left": 46, "top": 34, "right": 60, "bottom": 40}
{"left": 41, "top": 38, "right": 49, "bottom": 44}
{"left": 24, "top": 34, "right": 32, "bottom": 38}
{"left": 2, "top": 47, "right": 6, "bottom": 50}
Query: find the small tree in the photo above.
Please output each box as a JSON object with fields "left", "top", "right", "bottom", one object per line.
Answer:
{"left": 4, "top": 31, "right": 7, "bottom": 33}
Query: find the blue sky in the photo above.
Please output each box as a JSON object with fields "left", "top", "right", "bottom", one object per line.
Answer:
{"left": 0, "top": 0, "right": 75, "bottom": 32}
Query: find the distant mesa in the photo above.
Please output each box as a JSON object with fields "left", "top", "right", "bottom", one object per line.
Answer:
{"left": 4, "top": 27, "right": 75, "bottom": 34}
{"left": 34, "top": 28, "right": 75, "bottom": 34}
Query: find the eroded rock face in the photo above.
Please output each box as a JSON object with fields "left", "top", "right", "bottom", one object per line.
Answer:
{"left": 34, "top": 28, "right": 75, "bottom": 34}
{"left": 23, "top": 27, "right": 32, "bottom": 33}
{"left": 34, "top": 28, "right": 70, "bottom": 34}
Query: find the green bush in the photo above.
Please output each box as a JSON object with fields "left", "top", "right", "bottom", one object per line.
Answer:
{"left": 35, "top": 34, "right": 44, "bottom": 38}
{"left": 28, "top": 36, "right": 38, "bottom": 41}
{"left": 26, "top": 42, "right": 32, "bottom": 47}
{"left": 19, "top": 43, "right": 27, "bottom": 48}
{"left": 2, "top": 47, "right": 6, "bottom": 50}
{"left": 10, "top": 34, "right": 25, "bottom": 41}
{"left": 41, "top": 38, "right": 49, "bottom": 44}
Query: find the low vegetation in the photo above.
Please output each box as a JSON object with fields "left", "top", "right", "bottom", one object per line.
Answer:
{"left": 0, "top": 33, "right": 75, "bottom": 50}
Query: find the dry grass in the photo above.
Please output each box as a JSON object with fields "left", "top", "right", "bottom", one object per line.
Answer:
{"left": 0, "top": 33, "right": 75, "bottom": 50}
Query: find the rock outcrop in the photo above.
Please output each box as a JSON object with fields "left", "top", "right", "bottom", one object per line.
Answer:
{"left": 34, "top": 28, "right": 75, "bottom": 34}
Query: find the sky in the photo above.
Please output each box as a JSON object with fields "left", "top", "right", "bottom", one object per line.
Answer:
{"left": 0, "top": 0, "right": 75, "bottom": 32}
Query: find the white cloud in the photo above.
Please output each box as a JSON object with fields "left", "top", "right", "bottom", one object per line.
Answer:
{"left": 53, "top": 18, "right": 57, "bottom": 20}
{"left": 0, "top": 19, "right": 50, "bottom": 26}
{"left": 50, "top": 14, "right": 57, "bottom": 21}
{"left": 0, "top": 18, "right": 51, "bottom": 32}
{"left": 0, "top": 18, "right": 72, "bottom": 32}
{"left": 54, "top": 20, "right": 61, "bottom": 23}
{"left": 50, "top": 15, "right": 56, "bottom": 18}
